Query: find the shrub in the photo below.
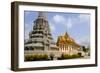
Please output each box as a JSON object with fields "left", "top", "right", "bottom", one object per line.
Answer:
{"left": 25, "top": 54, "right": 48, "bottom": 61}
{"left": 42, "top": 54, "right": 48, "bottom": 60}
{"left": 58, "top": 54, "right": 81, "bottom": 60}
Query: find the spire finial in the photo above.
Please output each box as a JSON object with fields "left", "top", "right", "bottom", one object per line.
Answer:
{"left": 38, "top": 11, "right": 47, "bottom": 20}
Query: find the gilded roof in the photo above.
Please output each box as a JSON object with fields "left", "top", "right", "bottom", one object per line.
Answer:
{"left": 56, "top": 32, "right": 80, "bottom": 47}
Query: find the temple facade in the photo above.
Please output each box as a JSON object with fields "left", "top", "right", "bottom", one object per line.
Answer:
{"left": 56, "top": 32, "right": 81, "bottom": 55}
{"left": 24, "top": 11, "right": 84, "bottom": 60}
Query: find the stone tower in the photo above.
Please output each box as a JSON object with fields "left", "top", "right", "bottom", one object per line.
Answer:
{"left": 25, "top": 11, "right": 57, "bottom": 53}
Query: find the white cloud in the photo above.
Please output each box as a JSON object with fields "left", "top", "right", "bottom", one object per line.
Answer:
{"left": 53, "top": 14, "right": 73, "bottom": 29}
{"left": 76, "top": 36, "right": 90, "bottom": 47}
{"left": 53, "top": 15, "right": 65, "bottom": 23}
{"left": 50, "top": 25, "right": 55, "bottom": 32}
{"left": 49, "top": 22, "right": 56, "bottom": 32}
{"left": 65, "top": 18, "right": 72, "bottom": 29}
{"left": 79, "top": 14, "right": 90, "bottom": 21}
{"left": 25, "top": 23, "right": 32, "bottom": 40}
{"left": 78, "top": 14, "right": 90, "bottom": 25}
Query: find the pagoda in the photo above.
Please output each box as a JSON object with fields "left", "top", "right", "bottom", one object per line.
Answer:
{"left": 24, "top": 12, "right": 58, "bottom": 58}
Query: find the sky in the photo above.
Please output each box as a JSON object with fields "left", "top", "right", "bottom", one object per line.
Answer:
{"left": 24, "top": 11, "right": 90, "bottom": 47}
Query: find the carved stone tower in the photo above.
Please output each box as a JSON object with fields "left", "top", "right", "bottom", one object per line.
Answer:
{"left": 25, "top": 11, "right": 57, "bottom": 52}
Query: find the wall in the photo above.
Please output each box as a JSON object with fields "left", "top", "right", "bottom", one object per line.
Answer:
{"left": 0, "top": 0, "right": 99, "bottom": 73}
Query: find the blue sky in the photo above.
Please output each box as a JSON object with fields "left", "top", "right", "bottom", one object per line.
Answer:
{"left": 24, "top": 11, "right": 90, "bottom": 47}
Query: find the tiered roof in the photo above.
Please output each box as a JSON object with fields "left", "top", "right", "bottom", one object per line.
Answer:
{"left": 57, "top": 32, "right": 80, "bottom": 47}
